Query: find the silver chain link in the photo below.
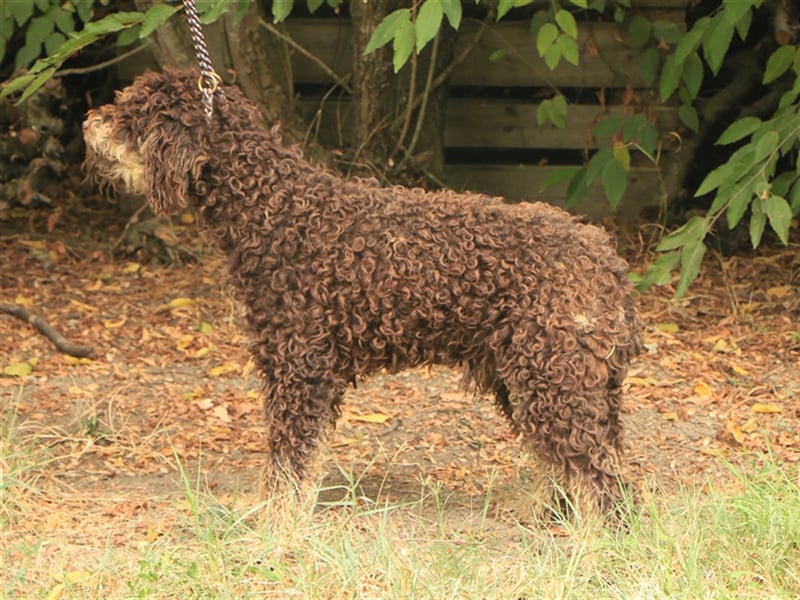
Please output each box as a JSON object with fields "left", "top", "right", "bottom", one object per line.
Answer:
{"left": 182, "top": 0, "right": 221, "bottom": 120}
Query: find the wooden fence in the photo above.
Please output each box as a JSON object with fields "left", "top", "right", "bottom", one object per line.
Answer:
{"left": 283, "top": 0, "right": 688, "bottom": 220}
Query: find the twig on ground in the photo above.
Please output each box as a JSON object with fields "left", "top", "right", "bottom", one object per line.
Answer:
{"left": 0, "top": 303, "right": 94, "bottom": 358}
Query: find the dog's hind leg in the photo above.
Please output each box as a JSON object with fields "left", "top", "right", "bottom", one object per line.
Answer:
{"left": 504, "top": 349, "right": 629, "bottom": 519}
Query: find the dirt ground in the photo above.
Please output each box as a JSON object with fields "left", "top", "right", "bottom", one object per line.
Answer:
{"left": 1, "top": 199, "right": 798, "bottom": 549}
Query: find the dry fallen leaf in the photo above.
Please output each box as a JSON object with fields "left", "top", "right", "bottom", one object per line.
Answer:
{"left": 208, "top": 363, "right": 238, "bottom": 377}
{"left": 725, "top": 420, "right": 745, "bottom": 445}
{"left": 751, "top": 403, "right": 781, "bottom": 414}
{"left": 766, "top": 285, "right": 791, "bottom": 299}
{"left": 347, "top": 412, "right": 391, "bottom": 424}
{"left": 694, "top": 381, "right": 713, "bottom": 397}
{"left": 63, "top": 356, "right": 92, "bottom": 365}
{"left": 2, "top": 361, "right": 32, "bottom": 377}
{"left": 212, "top": 404, "right": 231, "bottom": 423}
{"left": 168, "top": 297, "right": 196, "bottom": 309}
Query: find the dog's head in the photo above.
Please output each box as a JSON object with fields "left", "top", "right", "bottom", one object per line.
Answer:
{"left": 83, "top": 70, "right": 214, "bottom": 216}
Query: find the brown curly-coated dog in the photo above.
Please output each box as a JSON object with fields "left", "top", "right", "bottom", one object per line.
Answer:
{"left": 84, "top": 70, "right": 642, "bottom": 518}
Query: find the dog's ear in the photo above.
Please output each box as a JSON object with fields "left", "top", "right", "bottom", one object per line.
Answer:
{"left": 141, "top": 118, "right": 209, "bottom": 216}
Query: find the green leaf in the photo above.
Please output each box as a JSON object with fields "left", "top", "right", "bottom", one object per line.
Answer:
{"left": 10, "top": 2, "right": 34, "bottom": 27}
{"left": 199, "top": 0, "right": 232, "bottom": 24}
{"left": 15, "top": 41, "right": 41, "bottom": 69}
{"left": 734, "top": 6, "right": 752, "bottom": 40}
{"left": 695, "top": 163, "right": 734, "bottom": 197}
{"left": 0, "top": 73, "right": 36, "bottom": 99}
{"left": 628, "top": 14, "right": 651, "bottom": 48}
{"left": 657, "top": 215, "right": 708, "bottom": 251}
{"left": 765, "top": 194, "right": 792, "bottom": 244}
{"left": 659, "top": 54, "right": 681, "bottom": 102}
{"left": 528, "top": 10, "right": 550, "bottom": 37}
{"left": 678, "top": 104, "right": 699, "bottom": 133}
{"left": 488, "top": 49, "right": 507, "bottom": 62}
{"left": 770, "top": 172, "right": 796, "bottom": 197}
{"left": 442, "top": 0, "right": 462, "bottom": 29}
{"left": 753, "top": 130, "right": 779, "bottom": 162}
{"left": 593, "top": 117, "right": 623, "bottom": 138}
{"left": 763, "top": 45, "right": 796, "bottom": 84}
{"left": 307, "top": 0, "right": 325, "bottom": 13}
{"left": 544, "top": 42, "right": 562, "bottom": 70}
{"left": 392, "top": 17, "right": 415, "bottom": 72}
{"left": 791, "top": 180, "right": 800, "bottom": 213}
{"left": 549, "top": 94, "right": 568, "bottom": 128}
{"left": 569, "top": 0, "right": 588, "bottom": 8}
{"left": 364, "top": 8, "right": 410, "bottom": 55}
{"left": 640, "top": 251, "right": 681, "bottom": 289}
{"left": 75, "top": 0, "right": 93, "bottom": 23}
{"left": 116, "top": 24, "right": 140, "bottom": 47}
{"left": 26, "top": 14, "right": 54, "bottom": 48}
{"left": 140, "top": 4, "right": 179, "bottom": 39}
{"left": 674, "top": 22, "right": 705, "bottom": 62}
{"left": 612, "top": 141, "right": 630, "bottom": 171}
{"left": 565, "top": 166, "right": 591, "bottom": 207}
{"left": 722, "top": 0, "right": 754, "bottom": 25}
{"left": 415, "top": 0, "right": 443, "bottom": 52}
{"left": 602, "top": 158, "right": 627, "bottom": 209}
{"left": 652, "top": 19, "right": 682, "bottom": 45}
{"left": 555, "top": 9, "right": 577, "bottom": 38}
{"left": 497, "top": 0, "right": 517, "bottom": 21}
{"left": 19, "top": 67, "right": 56, "bottom": 103}
{"left": 675, "top": 239, "right": 707, "bottom": 297}
{"left": 44, "top": 31, "right": 66, "bottom": 55}
{"left": 716, "top": 116, "right": 762, "bottom": 145}
{"left": 540, "top": 166, "right": 580, "bottom": 191}
{"left": 535, "top": 100, "right": 551, "bottom": 126}
{"left": 702, "top": 17, "right": 734, "bottom": 76}
{"left": 54, "top": 8, "right": 75, "bottom": 35}
{"left": 556, "top": 34, "right": 579, "bottom": 66}
{"left": 496, "top": 0, "right": 535, "bottom": 20}
{"left": 272, "top": 0, "right": 293, "bottom": 23}
{"left": 727, "top": 187, "right": 753, "bottom": 228}
{"left": 623, "top": 114, "right": 658, "bottom": 158}
{"left": 749, "top": 203, "right": 767, "bottom": 248}
{"left": 536, "top": 23, "right": 558, "bottom": 57}
{"left": 586, "top": 147, "right": 613, "bottom": 184}
{"left": 639, "top": 47, "right": 660, "bottom": 87}
{"left": 82, "top": 12, "right": 145, "bottom": 36}
{"left": 682, "top": 51, "right": 703, "bottom": 99}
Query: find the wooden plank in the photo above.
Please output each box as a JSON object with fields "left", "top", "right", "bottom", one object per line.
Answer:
{"left": 297, "top": 98, "right": 678, "bottom": 150}
{"left": 286, "top": 19, "right": 684, "bottom": 88}
{"left": 444, "top": 100, "right": 678, "bottom": 149}
{"left": 445, "top": 164, "right": 661, "bottom": 221}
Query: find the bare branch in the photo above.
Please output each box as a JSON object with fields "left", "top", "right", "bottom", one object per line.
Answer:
{"left": 1, "top": 303, "right": 95, "bottom": 358}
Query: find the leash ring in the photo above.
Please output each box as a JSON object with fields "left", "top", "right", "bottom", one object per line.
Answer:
{"left": 198, "top": 71, "right": 222, "bottom": 94}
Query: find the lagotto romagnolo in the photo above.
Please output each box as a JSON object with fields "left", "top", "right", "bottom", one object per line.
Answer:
{"left": 84, "top": 70, "right": 642, "bottom": 520}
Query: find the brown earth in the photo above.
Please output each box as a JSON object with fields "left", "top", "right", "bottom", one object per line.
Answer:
{"left": 1, "top": 198, "right": 798, "bottom": 554}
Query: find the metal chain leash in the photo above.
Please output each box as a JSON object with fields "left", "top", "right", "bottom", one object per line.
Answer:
{"left": 182, "top": 0, "right": 221, "bottom": 120}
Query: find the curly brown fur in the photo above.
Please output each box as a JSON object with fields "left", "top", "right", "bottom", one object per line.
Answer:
{"left": 84, "top": 70, "right": 643, "bottom": 519}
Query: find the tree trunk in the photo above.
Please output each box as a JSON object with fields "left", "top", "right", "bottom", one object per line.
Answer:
{"left": 350, "top": 0, "right": 404, "bottom": 172}
{"left": 349, "top": 0, "right": 451, "bottom": 182}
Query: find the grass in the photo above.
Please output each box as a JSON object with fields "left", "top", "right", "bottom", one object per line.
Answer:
{"left": 1, "top": 405, "right": 799, "bottom": 599}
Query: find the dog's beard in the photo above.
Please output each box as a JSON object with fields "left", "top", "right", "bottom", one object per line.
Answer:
{"left": 83, "top": 120, "right": 147, "bottom": 196}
